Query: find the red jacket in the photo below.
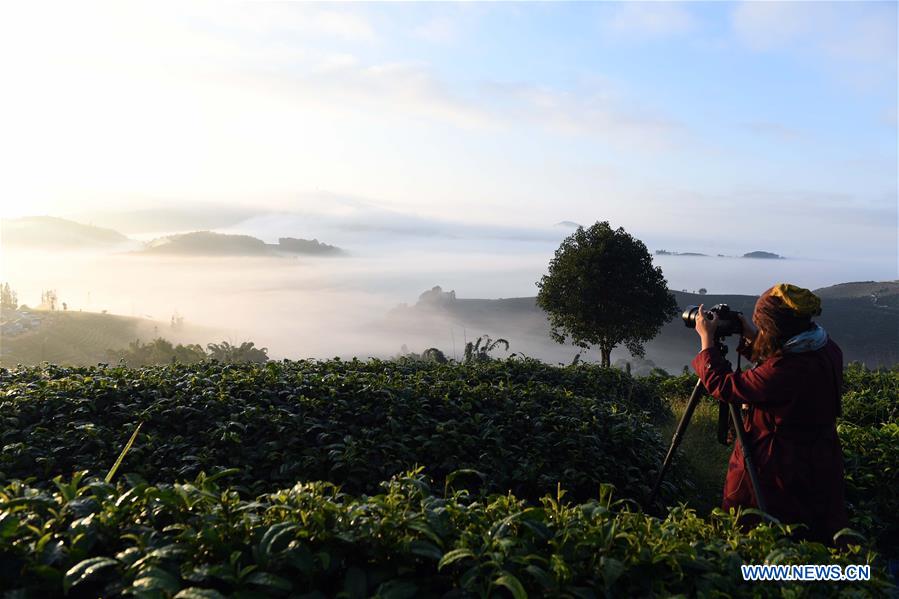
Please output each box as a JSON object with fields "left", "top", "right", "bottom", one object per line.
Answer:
{"left": 691, "top": 338, "right": 848, "bottom": 544}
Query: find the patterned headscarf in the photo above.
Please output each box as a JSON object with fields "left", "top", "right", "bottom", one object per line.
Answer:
{"left": 753, "top": 283, "right": 821, "bottom": 345}
{"left": 768, "top": 283, "right": 822, "bottom": 317}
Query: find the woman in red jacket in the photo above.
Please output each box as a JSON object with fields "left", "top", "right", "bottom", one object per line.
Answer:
{"left": 691, "top": 283, "right": 849, "bottom": 545}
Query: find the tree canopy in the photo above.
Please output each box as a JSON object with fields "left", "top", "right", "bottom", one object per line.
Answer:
{"left": 536, "top": 221, "right": 678, "bottom": 367}
{"left": 0, "top": 282, "right": 18, "bottom": 312}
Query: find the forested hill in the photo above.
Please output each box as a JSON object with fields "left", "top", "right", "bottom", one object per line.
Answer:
{"left": 140, "top": 231, "right": 343, "bottom": 256}
{"left": 0, "top": 216, "right": 130, "bottom": 249}
{"left": 386, "top": 281, "right": 899, "bottom": 371}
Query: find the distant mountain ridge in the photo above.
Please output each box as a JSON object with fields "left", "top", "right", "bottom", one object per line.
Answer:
{"left": 743, "top": 251, "right": 783, "bottom": 259}
{"left": 2, "top": 216, "right": 343, "bottom": 256}
{"left": 655, "top": 249, "right": 784, "bottom": 259}
{"left": 386, "top": 281, "right": 899, "bottom": 370}
{"left": 141, "top": 231, "right": 343, "bottom": 256}
{"left": 1, "top": 216, "right": 130, "bottom": 249}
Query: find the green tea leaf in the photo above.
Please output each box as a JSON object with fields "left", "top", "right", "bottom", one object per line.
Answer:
{"left": 63, "top": 557, "right": 118, "bottom": 593}
{"left": 493, "top": 572, "right": 527, "bottom": 599}
{"left": 132, "top": 567, "right": 180, "bottom": 593}
{"left": 174, "top": 588, "right": 227, "bottom": 599}
{"left": 438, "top": 548, "right": 476, "bottom": 570}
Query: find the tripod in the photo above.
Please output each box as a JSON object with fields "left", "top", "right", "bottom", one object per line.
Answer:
{"left": 648, "top": 339, "right": 767, "bottom": 512}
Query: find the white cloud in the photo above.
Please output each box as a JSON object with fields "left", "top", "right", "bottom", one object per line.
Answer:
{"left": 480, "top": 81, "right": 682, "bottom": 151}
{"left": 732, "top": 1, "right": 896, "bottom": 64}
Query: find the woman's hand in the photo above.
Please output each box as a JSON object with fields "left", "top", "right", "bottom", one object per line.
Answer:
{"left": 694, "top": 303, "right": 718, "bottom": 351}
{"left": 738, "top": 313, "right": 759, "bottom": 342}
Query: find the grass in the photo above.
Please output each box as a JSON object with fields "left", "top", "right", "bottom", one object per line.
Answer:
{"left": 659, "top": 395, "right": 733, "bottom": 514}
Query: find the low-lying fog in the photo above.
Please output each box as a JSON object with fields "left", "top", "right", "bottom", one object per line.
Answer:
{"left": 3, "top": 232, "right": 894, "bottom": 365}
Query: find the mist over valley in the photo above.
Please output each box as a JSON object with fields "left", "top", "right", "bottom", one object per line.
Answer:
{"left": 2, "top": 213, "right": 895, "bottom": 371}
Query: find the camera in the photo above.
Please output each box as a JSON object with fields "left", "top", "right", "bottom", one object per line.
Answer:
{"left": 682, "top": 303, "right": 742, "bottom": 338}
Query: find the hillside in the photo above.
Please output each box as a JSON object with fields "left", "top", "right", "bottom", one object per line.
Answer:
{"left": 141, "top": 231, "right": 271, "bottom": 256}
{"left": 0, "top": 216, "right": 131, "bottom": 249}
{"left": 0, "top": 309, "right": 223, "bottom": 367}
{"left": 0, "top": 309, "right": 152, "bottom": 366}
{"left": 814, "top": 280, "right": 899, "bottom": 302}
{"left": 385, "top": 281, "right": 899, "bottom": 371}
{"left": 1, "top": 216, "right": 343, "bottom": 257}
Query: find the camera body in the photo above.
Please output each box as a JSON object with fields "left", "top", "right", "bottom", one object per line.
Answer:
{"left": 682, "top": 303, "right": 743, "bottom": 338}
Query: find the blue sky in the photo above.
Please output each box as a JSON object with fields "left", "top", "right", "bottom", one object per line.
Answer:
{"left": 1, "top": 1, "right": 896, "bottom": 271}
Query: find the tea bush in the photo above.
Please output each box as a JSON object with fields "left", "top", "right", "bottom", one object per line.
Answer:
{"left": 0, "top": 360, "right": 680, "bottom": 504}
{"left": 2, "top": 359, "right": 895, "bottom": 596}
{"left": 840, "top": 365, "right": 898, "bottom": 426}
{"left": 839, "top": 423, "right": 899, "bottom": 555}
{"left": 0, "top": 470, "right": 892, "bottom": 598}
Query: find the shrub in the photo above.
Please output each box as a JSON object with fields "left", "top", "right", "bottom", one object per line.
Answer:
{"left": 0, "top": 470, "right": 892, "bottom": 598}
{"left": 0, "top": 360, "right": 681, "bottom": 504}
{"left": 839, "top": 423, "right": 899, "bottom": 555}
{"left": 840, "top": 366, "right": 898, "bottom": 426}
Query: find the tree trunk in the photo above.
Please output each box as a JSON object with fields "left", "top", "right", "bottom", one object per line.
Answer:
{"left": 600, "top": 347, "right": 612, "bottom": 368}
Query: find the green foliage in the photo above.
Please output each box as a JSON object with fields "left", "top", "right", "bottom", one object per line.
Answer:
{"left": 0, "top": 470, "right": 891, "bottom": 598}
{"left": 536, "top": 222, "right": 678, "bottom": 367}
{"left": 421, "top": 347, "right": 449, "bottom": 364}
{"left": 1, "top": 359, "right": 895, "bottom": 596}
{"left": 841, "top": 363, "right": 899, "bottom": 426}
{"left": 0, "top": 359, "right": 679, "bottom": 504}
{"left": 463, "top": 335, "right": 509, "bottom": 363}
{"left": 106, "top": 338, "right": 208, "bottom": 367}
{"left": 205, "top": 341, "right": 269, "bottom": 364}
{"left": 839, "top": 423, "right": 899, "bottom": 554}
{"left": 647, "top": 371, "right": 699, "bottom": 400}
{"left": 105, "top": 339, "right": 270, "bottom": 367}
{"left": 393, "top": 345, "right": 448, "bottom": 364}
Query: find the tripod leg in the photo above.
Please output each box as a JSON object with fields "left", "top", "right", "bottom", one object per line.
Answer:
{"left": 728, "top": 403, "right": 768, "bottom": 513}
{"left": 649, "top": 378, "right": 705, "bottom": 505}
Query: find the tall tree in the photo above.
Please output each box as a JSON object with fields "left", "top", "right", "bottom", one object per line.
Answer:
{"left": 536, "top": 221, "right": 678, "bottom": 367}
{"left": 0, "top": 283, "right": 18, "bottom": 313}
{"left": 40, "top": 289, "right": 58, "bottom": 311}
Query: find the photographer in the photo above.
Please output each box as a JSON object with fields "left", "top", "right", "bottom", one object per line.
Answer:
{"left": 691, "top": 283, "right": 848, "bottom": 545}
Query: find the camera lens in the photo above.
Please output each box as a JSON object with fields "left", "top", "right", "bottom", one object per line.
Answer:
{"left": 682, "top": 305, "right": 700, "bottom": 328}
